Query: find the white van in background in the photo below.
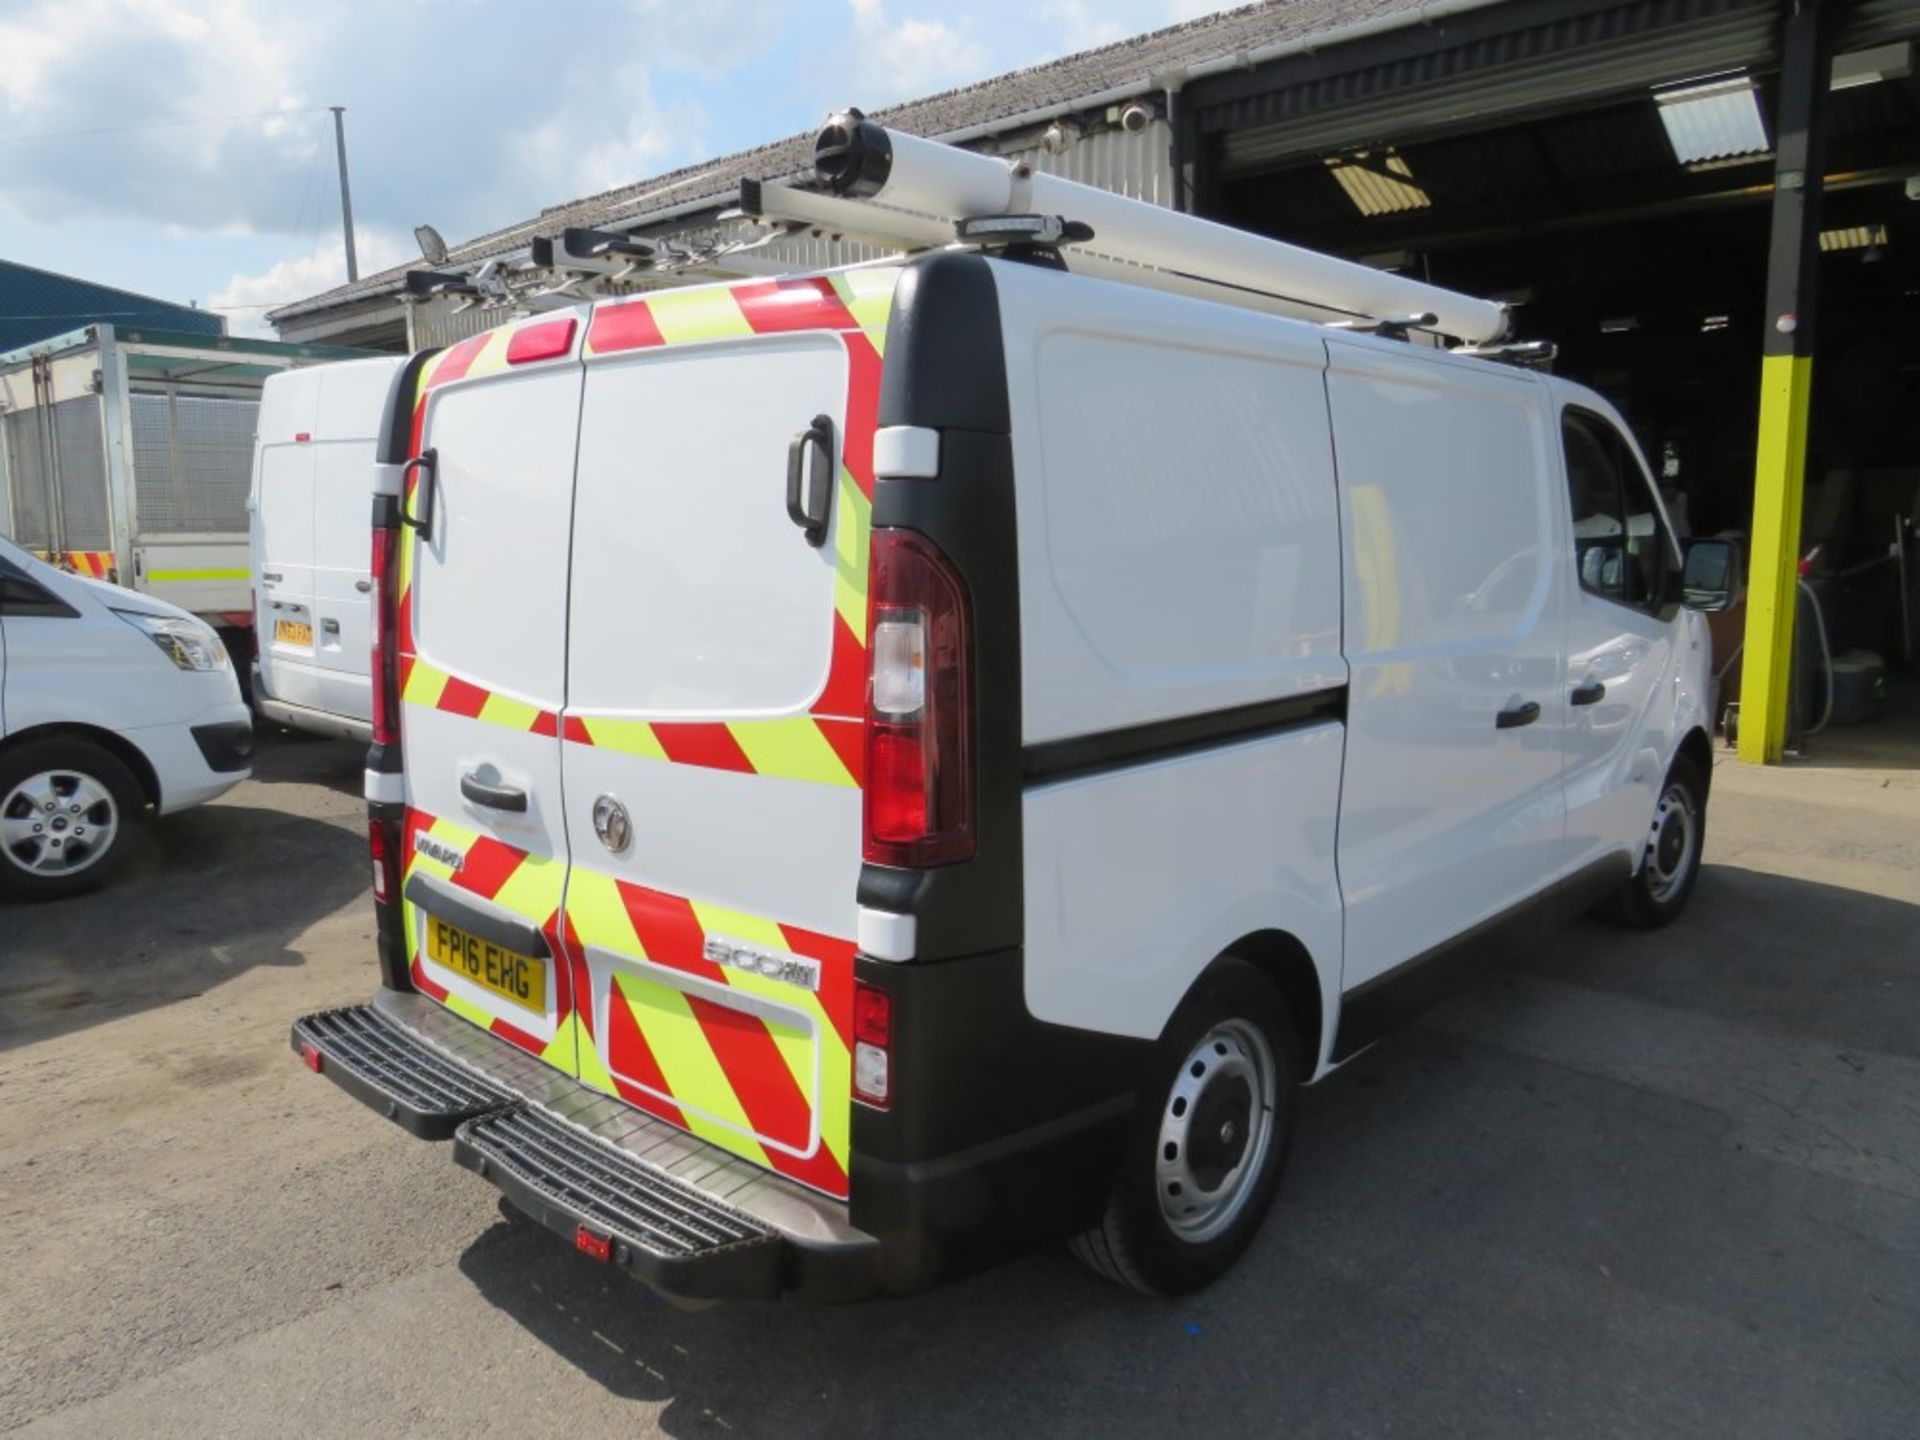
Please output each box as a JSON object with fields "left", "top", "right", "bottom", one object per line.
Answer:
{"left": 249, "top": 356, "right": 406, "bottom": 741}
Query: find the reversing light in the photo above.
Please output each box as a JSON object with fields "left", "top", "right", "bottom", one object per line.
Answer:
{"left": 852, "top": 981, "right": 892, "bottom": 1110}
{"left": 368, "top": 818, "right": 397, "bottom": 903}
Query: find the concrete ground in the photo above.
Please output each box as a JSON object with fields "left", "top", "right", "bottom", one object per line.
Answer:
{"left": 2, "top": 712, "right": 1915, "bottom": 1439}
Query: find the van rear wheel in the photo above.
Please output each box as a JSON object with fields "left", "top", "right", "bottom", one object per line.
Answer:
{"left": 1596, "top": 755, "right": 1706, "bottom": 930}
{"left": 0, "top": 739, "right": 145, "bottom": 900}
{"left": 1070, "top": 961, "right": 1298, "bottom": 1295}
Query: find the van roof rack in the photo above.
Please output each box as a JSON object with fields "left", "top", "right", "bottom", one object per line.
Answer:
{"left": 753, "top": 109, "right": 1512, "bottom": 346}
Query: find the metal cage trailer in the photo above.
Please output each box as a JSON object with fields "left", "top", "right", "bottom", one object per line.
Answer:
{"left": 0, "top": 324, "right": 370, "bottom": 636}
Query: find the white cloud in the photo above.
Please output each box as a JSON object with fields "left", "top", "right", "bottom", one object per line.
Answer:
{"left": 503, "top": 65, "right": 706, "bottom": 209}
{"left": 1163, "top": 0, "right": 1246, "bottom": 20}
{"left": 845, "top": 0, "right": 991, "bottom": 107}
{"left": 208, "top": 229, "right": 409, "bottom": 337}
{"left": 1043, "top": 0, "right": 1130, "bottom": 51}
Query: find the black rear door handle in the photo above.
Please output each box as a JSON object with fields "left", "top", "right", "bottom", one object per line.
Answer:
{"left": 1496, "top": 700, "right": 1542, "bottom": 730}
{"left": 785, "top": 414, "right": 835, "bottom": 547}
{"left": 460, "top": 772, "right": 528, "bottom": 812}
{"left": 1571, "top": 679, "right": 1606, "bottom": 706}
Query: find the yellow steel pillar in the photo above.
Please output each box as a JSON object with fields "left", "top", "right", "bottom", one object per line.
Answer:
{"left": 1738, "top": 0, "right": 1832, "bottom": 763}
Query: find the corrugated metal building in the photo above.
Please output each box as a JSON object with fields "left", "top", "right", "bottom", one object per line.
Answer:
{"left": 0, "top": 260, "right": 222, "bottom": 354}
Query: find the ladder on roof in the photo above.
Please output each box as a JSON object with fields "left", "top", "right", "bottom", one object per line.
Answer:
{"left": 407, "top": 109, "right": 1536, "bottom": 356}
{"left": 736, "top": 109, "right": 1513, "bottom": 346}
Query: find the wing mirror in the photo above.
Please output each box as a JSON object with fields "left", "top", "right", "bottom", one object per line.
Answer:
{"left": 1680, "top": 538, "right": 1737, "bottom": 612}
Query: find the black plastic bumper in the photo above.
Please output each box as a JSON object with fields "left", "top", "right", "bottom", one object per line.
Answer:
{"left": 291, "top": 998, "right": 881, "bottom": 1302}
{"left": 454, "top": 1106, "right": 782, "bottom": 1300}
{"left": 294, "top": 970, "right": 1145, "bottom": 1300}
{"left": 191, "top": 718, "right": 254, "bottom": 773}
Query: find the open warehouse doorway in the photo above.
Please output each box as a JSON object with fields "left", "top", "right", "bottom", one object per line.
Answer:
{"left": 1186, "top": 0, "right": 1920, "bottom": 761}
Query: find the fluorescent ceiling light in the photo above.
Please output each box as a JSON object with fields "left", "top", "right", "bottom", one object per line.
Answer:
{"left": 1600, "top": 316, "right": 1640, "bottom": 334}
{"left": 1326, "top": 150, "right": 1431, "bottom": 217}
{"left": 1700, "top": 315, "right": 1731, "bottom": 333}
{"left": 1819, "top": 224, "right": 1889, "bottom": 252}
{"left": 1654, "top": 74, "right": 1770, "bottom": 167}
{"left": 1831, "top": 41, "right": 1912, "bottom": 90}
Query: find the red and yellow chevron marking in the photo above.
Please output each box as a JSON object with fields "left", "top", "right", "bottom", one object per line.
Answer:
{"left": 567, "top": 867, "right": 855, "bottom": 1198}
{"left": 400, "top": 806, "right": 578, "bottom": 1070}
{"left": 396, "top": 267, "right": 897, "bottom": 791}
{"left": 43, "top": 550, "right": 116, "bottom": 581}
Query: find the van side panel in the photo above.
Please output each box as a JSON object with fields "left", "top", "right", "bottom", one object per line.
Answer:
{"left": 995, "top": 263, "right": 1346, "bottom": 1047}
{"left": 1326, "top": 340, "right": 1568, "bottom": 1004}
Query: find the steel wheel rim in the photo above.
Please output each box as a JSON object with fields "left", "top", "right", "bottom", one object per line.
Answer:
{"left": 1155, "top": 1018, "right": 1278, "bottom": 1243}
{"left": 1644, "top": 782, "right": 1698, "bottom": 905}
{"left": 0, "top": 769, "right": 119, "bottom": 879}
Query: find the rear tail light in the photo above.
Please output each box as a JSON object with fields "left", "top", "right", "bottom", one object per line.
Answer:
{"left": 369, "top": 817, "right": 398, "bottom": 903}
{"left": 299, "top": 1042, "right": 324, "bottom": 1073}
{"left": 575, "top": 1225, "right": 614, "bottom": 1263}
{"left": 863, "top": 530, "right": 974, "bottom": 867}
{"left": 851, "top": 981, "right": 892, "bottom": 1110}
{"left": 369, "top": 524, "right": 399, "bottom": 747}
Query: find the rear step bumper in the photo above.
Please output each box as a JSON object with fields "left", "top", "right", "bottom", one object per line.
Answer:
{"left": 291, "top": 991, "right": 882, "bottom": 1302}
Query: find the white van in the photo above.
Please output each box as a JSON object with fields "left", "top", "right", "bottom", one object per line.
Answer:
{"left": 295, "top": 141, "right": 1731, "bottom": 1303}
{"left": 249, "top": 356, "right": 406, "bottom": 741}
{"left": 1, "top": 535, "right": 250, "bottom": 898}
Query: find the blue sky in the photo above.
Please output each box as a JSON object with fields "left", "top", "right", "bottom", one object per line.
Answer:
{"left": 0, "top": 0, "right": 1240, "bottom": 335}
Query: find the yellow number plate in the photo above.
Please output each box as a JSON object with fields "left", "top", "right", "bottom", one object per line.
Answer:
{"left": 425, "top": 916, "right": 547, "bottom": 1014}
{"left": 274, "top": 619, "right": 313, "bottom": 646}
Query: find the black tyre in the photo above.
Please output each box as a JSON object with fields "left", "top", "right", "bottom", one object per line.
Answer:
{"left": 1070, "top": 960, "right": 1300, "bottom": 1295}
{"left": 1596, "top": 755, "right": 1707, "bottom": 930}
{"left": 0, "top": 738, "right": 146, "bottom": 900}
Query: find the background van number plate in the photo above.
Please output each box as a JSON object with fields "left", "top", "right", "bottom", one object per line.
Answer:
{"left": 274, "top": 619, "right": 313, "bottom": 647}
{"left": 426, "top": 917, "right": 545, "bottom": 1013}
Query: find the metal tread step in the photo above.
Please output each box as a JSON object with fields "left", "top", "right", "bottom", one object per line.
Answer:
{"left": 292, "top": 1005, "right": 514, "bottom": 1139}
{"left": 455, "top": 1105, "right": 782, "bottom": 1299}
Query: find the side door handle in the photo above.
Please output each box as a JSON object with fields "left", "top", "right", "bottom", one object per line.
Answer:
{"left": 460, "top": 772, "right": 528, "bottom": 813}
{"left": 1571, "top": 679, "right": 1606, "bottom": 706}
{"left": 354, "top": 579, "right": 372, "bottom": 594}
{"left": 1496, "top": 699, "right": 1542, "bottom": 730}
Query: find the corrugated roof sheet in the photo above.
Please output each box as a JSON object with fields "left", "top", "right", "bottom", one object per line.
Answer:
{"left": 270, "top": 0, "right": 1434, "bottom": 322}
{"left": 0, "top": 260, "right": 222, "bottom": 354}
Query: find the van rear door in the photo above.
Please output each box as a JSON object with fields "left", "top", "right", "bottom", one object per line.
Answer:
{"left": 310, "top": 359, "right": 401, "bottom": 724}
{"left": 557, "top": 275, "right": 893, "bottom": 1199}
{"left": 396, "top": 321, "right": 583, "bottom": 1070}
{"left": 253, "top": 373, "right": 320, "bottom": 710}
